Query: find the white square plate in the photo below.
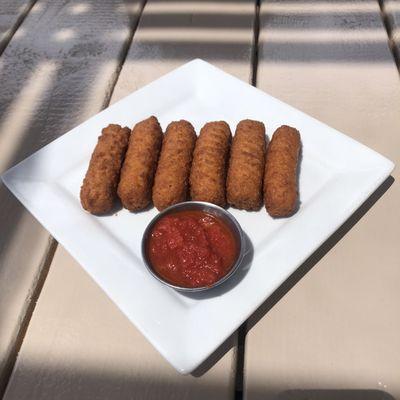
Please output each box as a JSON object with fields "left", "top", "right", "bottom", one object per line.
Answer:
{"left": 2, "top": 59, "right": 394, "bottom": 374}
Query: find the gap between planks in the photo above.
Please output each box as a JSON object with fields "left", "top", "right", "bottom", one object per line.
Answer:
{"left": 0, "top": 239, "right": 57, "bottom": 398}
{"left": 0, "top": 0, "right": 38, "bottom": 57}
{"left": 378, "top": 0, "right": 400, "bottom": 70}
{"left": 234, "top": 324, "right": 247, "bottom": 400}
{"left": 100, "top": 0, "right": 149, "bottom": 110}
{"left": 251, "top": 0, "right": 261, "bottom": 87}
{"left": 235, "top": 1, "right": 261, "bottom": 399}
{"left": 0, "top": 1, "right": 148, "bottom": 398}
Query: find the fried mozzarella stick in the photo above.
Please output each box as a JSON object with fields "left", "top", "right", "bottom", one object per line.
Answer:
{"left": 117, "top": 116, "right": 163, "bottom": 211}
{"left": 80, "top": 124, "right": 130, "bottom": 214}
{"left": 152, "top": 120, "right": 197, "bottom": 211}
{"left": 227, "top": 120, "right": 267, "bottom": 211}
{"left": 190, "top": 121, "right": 232, "bottom": 207}
{"left": 264, "top": 125, "right": 301, "bottom": 217}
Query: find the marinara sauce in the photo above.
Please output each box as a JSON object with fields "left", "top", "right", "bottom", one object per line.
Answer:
{"left": 147, "top": 210, "right": 239, "bottom": 288}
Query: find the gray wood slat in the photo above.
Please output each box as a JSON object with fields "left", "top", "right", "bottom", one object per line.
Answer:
{"left": 0, "top": 0, "right": 143, "bottom": 393}
{"left": 244, "top": 1, "right": 400, "bottom": 399}
{"left": 111, "top": 0, "right": 256, "bottom": 98}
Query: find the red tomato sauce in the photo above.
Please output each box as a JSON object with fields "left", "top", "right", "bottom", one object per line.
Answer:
{"left": 147, "top": 210, "right": 239, "bottom": 288}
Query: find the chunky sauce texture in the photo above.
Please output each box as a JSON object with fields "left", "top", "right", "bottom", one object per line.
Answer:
{"left": 147, "top": 210, "right": 238, "bottom": 288}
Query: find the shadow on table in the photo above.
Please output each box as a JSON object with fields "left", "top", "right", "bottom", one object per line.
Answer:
{"left": 191, "top": 330, "right": 238, "bottom": 377}
{"left": 2, "top": 362, "right": 233, "bottom": 400}
{"left": 192, "top": 175, "right": 394, "bottom": 378}
{"left": 275, "top": 389, "right": 395, "bottom": 400}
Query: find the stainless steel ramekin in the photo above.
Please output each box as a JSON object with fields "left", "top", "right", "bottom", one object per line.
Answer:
{"left": 142, "top": 201, "right": 245, "bottom": 292}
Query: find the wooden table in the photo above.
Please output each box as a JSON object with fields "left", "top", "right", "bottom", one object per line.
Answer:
{"left": 0, "top": 1, "right": 399, "bottom": 399}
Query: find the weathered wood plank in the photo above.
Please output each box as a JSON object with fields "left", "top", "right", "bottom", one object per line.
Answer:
{"left": 0, "top": 0, "right": 143, "bottom": 393}
{"left": 3, "top": 1, "right": 257, "bottom": 398}
{"left": 244, "top": 1, "right": 400, "bottom": 399}
{"left": 111, "top": 0, "right": 256, "bottom": 98}
{"left": 0, "top": 0, "right": 35, "bottom": 54}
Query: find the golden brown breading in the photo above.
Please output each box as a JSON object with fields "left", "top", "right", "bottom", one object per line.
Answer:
{"left": 80, "top": 124, "right": 130, "bottom": 214}
{"left": 227, "top": 120, "right": 267, "bottom": 211}
{"left": 117, "top": 116, "right": 163, "bottom": 211}
{"left": 189, "top": 121, "right": 232, "bottom": 207}
{"left": 264, "top": 125, "right": 301, "bottom": 217}
{"left": 152, "top": 120, "right": 197, "bottom": 211}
